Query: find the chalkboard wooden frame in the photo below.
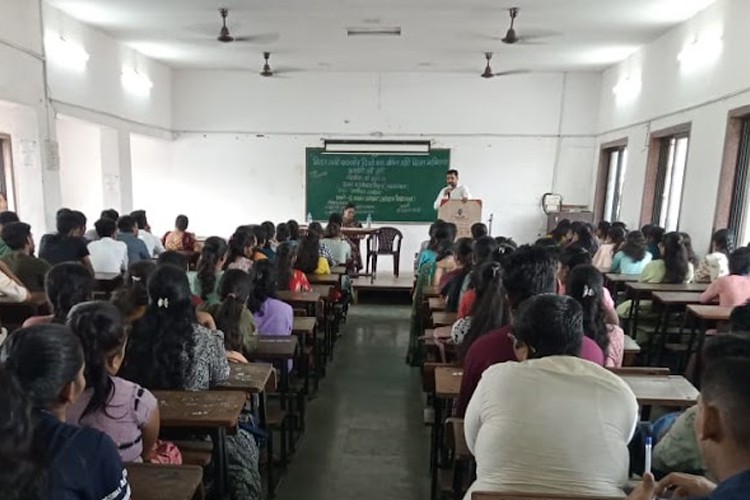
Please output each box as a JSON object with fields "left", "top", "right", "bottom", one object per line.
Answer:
{"left": 305, "top": 148, "right": 450, "bottom": 223}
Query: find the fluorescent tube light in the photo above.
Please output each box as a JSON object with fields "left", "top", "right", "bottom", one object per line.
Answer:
{"left": 678, "top": 29, "right": 723, "bottom": 71}
{"left": 323, "top": 140, "right": 430, "bottom": 154}
{"left": 121, "top": 67, "right": 153, "bottom": 96}
{"left": 44, "top": 33, "right": 90, "bottom": 71}
{"left": 612, "top": 74, "right": 641, "bottom": 104}
{"left": 346, "top": 27, "right": 402, "bottom": 36}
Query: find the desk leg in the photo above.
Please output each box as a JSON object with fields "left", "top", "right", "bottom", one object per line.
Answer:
{"left": 211, "top": 427, "right": 228, "bottom": 500}
{"left": 651, "top": 304, "right": 669, "bottom": 366}
{"left": 430, "top": 395, "right": 443, "bottom": 500}
{"left": 632, "top": 294, "right": 642, "bottom": 342}
{"left": 258, "top": 391, "right": 274, "bottom": 496}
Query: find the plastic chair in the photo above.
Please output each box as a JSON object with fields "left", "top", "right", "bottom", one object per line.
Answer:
{"left": 366, "top": 227, "right": 403, "bottom": 278}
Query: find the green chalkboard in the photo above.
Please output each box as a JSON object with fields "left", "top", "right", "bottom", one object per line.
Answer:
{"left": 305, "top": 148, "right": 450, "bottom": 222}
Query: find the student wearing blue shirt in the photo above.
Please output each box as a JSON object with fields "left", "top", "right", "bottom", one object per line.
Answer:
{"left": 0, "top": 324, "right": 129, "bottom": 500}
{"left": 628, "top": 335, "right": 750, "bottom": 500}
{"left": 116, "top": 215, "right": 150, "bottom": 266}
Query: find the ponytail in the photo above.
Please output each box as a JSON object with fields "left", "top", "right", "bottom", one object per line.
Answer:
{"left": 67, "top": 302, "right": 127, "bottom": 418}
{"left": 662, "top": 232, "right": 690, "bottom": 284}
{"left": 196, "top": 237, "right": 228, "bottom": 301}
{"left": 214, "top": 270, "right": 253, "bottom": 352}
{"left": 459, "top": 262, "right": 507, "bottom": 361}
{"left": 275, "top": 242, "right": 296, "bottom": 291}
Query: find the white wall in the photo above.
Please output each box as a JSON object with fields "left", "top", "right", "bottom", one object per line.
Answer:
{"left": 597, "top": 0, "right": 750, "bottom": 251}
{"left": 56, "top": 116, "right": 103, "bottom": 220}
{"left": 128, "top": 70, "right": 601, "bottom": 271}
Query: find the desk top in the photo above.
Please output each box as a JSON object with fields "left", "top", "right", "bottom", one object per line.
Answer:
{"left": 255, "top": 336, "right": 299, "bottom": 358}
{"left": 423, "top": 286, "right": 441, "bottom": 298}
{"left": 605, "top": 273, "right": 639, "bottom": 283}
{"left": 432, "top": 312, "right": 457, "bottom": 326}
{"left": 126, "top": 463, "right": 203, "bottom": 500}
{"left": 425, "top": 326, "right": 453, "bottom": 340}
{"left": 621, "top": 375, "right": 699, "bottom": 407}
{"left": 435, "top": 366, "right": 463, "bottom": 398}
{"left": 307, "top": 274, "right": 340, "bottom": 285}
{"left": 687, "top": 304, "right": 733, "bottom": 322}
{"left": 276, "top": 291, "right": 321, "bottom": 304}
{"left": 331, "top": 266, "right": 347, "bottom": 274}
{"left": 310, "top": 284, "right": 333, "bottom": 299}
{"left": 623, "top": 335, "right": 641, "bottom": 353}
{"left": 292, "top": 316, "right": 317, "bottom": 335}
{"left": 154, "top": 390, "right": 246, "bottom": 428}
{"left": 94, "top": 272, "right": 122, "bottom": 281}
{"left": 429, "top": 297, "right": 447, "bottom": 312}
{"left": 626, "top": 282, "right": 709, "bottom": 294}
{"left": 652, "top": 291, "right": 705, "bottom": 305}
{"left": 218, "top": 363, "right": 275, "bottom": 393}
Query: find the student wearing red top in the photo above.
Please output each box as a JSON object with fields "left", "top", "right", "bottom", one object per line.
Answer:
{"left": 456, "top": 245, "right": 605, "bottom": 417}
{"left": 276, "top": 242, "right": 311, "bottom": 293}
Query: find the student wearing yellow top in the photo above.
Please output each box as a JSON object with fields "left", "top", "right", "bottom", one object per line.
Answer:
{"left": 295, "top": 223, "right": 331, "bottom": 275}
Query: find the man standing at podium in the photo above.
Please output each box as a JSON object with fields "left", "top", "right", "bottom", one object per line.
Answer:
{"left": 433, "top": 169, "right": 472, "bottom": 210}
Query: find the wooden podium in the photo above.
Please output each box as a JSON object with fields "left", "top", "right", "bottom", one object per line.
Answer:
{"left": 438, "top": 199, "right": 483, "bottom": 238}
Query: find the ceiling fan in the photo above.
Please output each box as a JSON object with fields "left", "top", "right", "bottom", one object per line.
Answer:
{"left": 499, "top": 7, "right": 554, "bottom": 45}
{"left": 480, "top": 52, "right": 528, "bottom": 78}
{"left": 216, "top": 8, "right": 279, "bottom": 44}
{"left": 260, "top": 52, "right": 273, "bottom": 76}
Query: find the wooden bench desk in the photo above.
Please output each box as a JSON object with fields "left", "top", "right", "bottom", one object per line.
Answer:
{"left": 646, "top": 292, "right": 709, "bottom": 364}
{"left": 473, "top": 493, "right": 624, "bottom": 500}
{"left": 94, "top": 272, "right": 124, "bottom": 295}
{"left": 292, "top": 315, "right": 321, "bottom": 394}
{"left": 153, "top": 390, "right": 245, "bottom": 500}
{"left": 432, "top": 312, "right": 457, "bottom": 327}
{"left": 623, "top": 335, "right": 641, "bottom": 366}
{"left": 620, "top": 374, "right": 699, "bottom": 408}
{"left": 276, "top": 290, "right": 321, "bottom": 318}
{"left": 604, "top": 273, "right": 638, "bottom": 296}
{"left": 687, "top": 304, "right": 733, "bottom": 322}
{"left": 126, "top": 463, "right": 203, "bottom": 500}
{"left": 307, "top": 274, "right": 340, "bottom": 286}
{"left": 292, "top": 316, "right": 317, "bottom": 337}
{"left": 423, "top": 286, "right": 441, "bottom": 298}
{"left": 330, "top": 265, "right": 347, "bottom": 274}
{"left": 424, "top": 326, "right": 453, "bottom": 340}
{"left": 429, "top": 297, "right": 447, "bottom": 312}
{"left": 0, "top": 293, "right": 49, "bottom": 330}
{"left": 254, "top": 336, "right": 299, "bottom": 414}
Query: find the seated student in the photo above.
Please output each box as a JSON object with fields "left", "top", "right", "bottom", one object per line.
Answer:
{"left": 470, "top": 222, "right": 488, "bottom": 240}
{"left": 415, "top": 220, "right": 443, "bottom": 271}
{"left": 116, "top": 216, "right": 150, "bottom": 265}
{"left": 0, "top": 221, "right": 51, "bottom": 292}
{"left": 247, "top": 260, "right": 293, "bottom": 336}
{"left": 88, "top": 218, "right": 128, "bottom": 274}
{"left": 261, "top": 221, "right": 278, "bottom": 252}
{"left": 464, "top": 294, "right": 638, "bottom": 499}
{"left": 569, "top": 223, "right": 599, "bottom": 256}
{"left": 456, "top": 245, "right": 605, "bottom": 416}
{"left": 205, "top": 269, "right": 258, "bottom": 356}
{"left": 66, "top": 302, "right": 160, "bottom": 463}
{"left": 131, "top": 210, "right": 165, "bottom": 258}
{"left": 567, "top": 265, "right": 625, "bottom": 367}
{"left": 286, "top": 219, "right": 301, "bottom": 246}
{"left": 321, "top": 221, "right": 352, "bottom": 266}
{"left": 557, "top": 245, "right": 592, "bottom": 295}
{"left": 593, "top": 225, "right": 626, "bottom": 272}
{"left": 0, "top": 324, "right": 130, "bottom": 500}
{"left": 646, "top": 225, "right": 665, "bottom": 260}
{"left": 451, "top": 261, "right": 507, "bottom": 358}
{"left": 700, "top": 247, "right": 750, "bottom": 307}
{"left": 611, "top": 230, "right": 652, "bottom": 275}
{"left": 0, "top": 261, "right": 31, "bottom": 304}
{"left": 112, "top": 260, "right": 157, "bottom": 324}
{"left": 549, "top": 218, "right": 573, "bottom": 246}
{"left": 253, "top": 224, "right": 276, "bottom": 261}
{"left": 120, "top": 265, "right": 261, "bottom": 500}
{"left": 162, "top": 214, "right": 196, "bottom": 252}
{"left": 629, "top": 335, "right": 750, "bottom": 500}
{"left": 595, "top": 220, "right": 612, "bottom": 244}
{"left": 296, "top": 223, "right": 331, "bottom": 275}
{"left": 39, "top": 210, "right": 94, "bottom": 273}
{"left": 225, "top": 228, "right": 257, "bottom": 272}
{"left": 188, "top": 236, "right": 227, "bottom": 306}
{"left": 275, "top": 222, "right": 290, "bottom": 247}
{"left": 84, "top": 209, "right": 119, "bottom": 241}
{"left": 0, "top": 210, "right": 20, "bottom": 257}
{"left": 640, "top": 231, "right": 694, "bottom": 284}
{"left": 416, "top": 221, "right": 453, "bottom": 271}
{"left": 457, "top": 236, "right": 499, "bottom": 317}
{"left": 24, "top": 262, "right": 94, "bottom": 327}
{"left": 276, "top": 242, "right": 312, "bottom": 293}
{"left": 696, "top": 229, "right": 733, "bottom": 283}
{"left": 39, "top": 207, "right": 70, "bottom": 256}
{"left": 440, "top": 238, "right": 474, "bottom": 311}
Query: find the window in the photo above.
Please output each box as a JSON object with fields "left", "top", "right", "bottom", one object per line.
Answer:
{"left": 731, "top": 118, "right": 750, "bottom": 242}
{"left": 603, "top": 146, "right": 627, "bottom": 222}
{"left": 651, "top": 134, "right": 690, "bottom": 231}
{"left": 594, "top": 140, "right": 627, "bottom": 223}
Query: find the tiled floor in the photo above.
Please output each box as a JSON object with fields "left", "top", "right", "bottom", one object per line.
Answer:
{"left": 275, "top": 303, "right": 430, "bottom": 500}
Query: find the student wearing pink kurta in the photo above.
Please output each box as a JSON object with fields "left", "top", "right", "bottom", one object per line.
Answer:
{"left": 701, "top": 248, "right": 750, "bottom": 307}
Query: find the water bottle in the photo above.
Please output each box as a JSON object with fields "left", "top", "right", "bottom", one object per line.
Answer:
{"left": 306, "top": 212, "right": 313, "bottom": 224}
{"left": 366, "top": 214, "right": 372, "bottom": 229}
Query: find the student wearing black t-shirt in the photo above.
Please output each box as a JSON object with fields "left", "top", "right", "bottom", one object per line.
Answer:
{"left": 39, "top": 210, "right": 95, "bottom": 274}
{"left": 0, "top": 324, "right": 129, "bottom": 500}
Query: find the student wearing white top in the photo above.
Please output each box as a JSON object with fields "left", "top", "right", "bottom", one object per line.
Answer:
{"left": 463, "top": 294, "right": 638, "bottom": 499}
{"left": 0, "top": 265, "right": 30, "bottom": 303}
{"left": 433, "top": 169, "right": 472, "bottom": 210}
{"left": 132, "top": 210, "right": 165, "bottom": 257}
{"left": 87, "top": 218, "right": 128, "bottom": 274}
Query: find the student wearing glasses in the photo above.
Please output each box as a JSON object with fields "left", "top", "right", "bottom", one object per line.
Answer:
{"left": 463, "top": 294, "right": 638, "bottom": 499}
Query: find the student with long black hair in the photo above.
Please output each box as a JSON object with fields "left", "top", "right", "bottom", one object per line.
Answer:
{"left": 276, "top": 242, "right": 312, "bottom": 292}
{"left": 112, "top": 259, "right": 157, "bottom": 323}
{"left": 188, "top": 236, "right": 228, "bottom": 305}
{"left": 247, "top": 259, "right": 293, "bottom": 337}
{"left": 225, "top": 228, "right": 256, "bottom": 272}
{"left": 296, "top": 222, "right": 331, "bottom": 275}
{"left": 695, "top": 229, "right": 734, "bottom": 283}
{"left": 24, "top": 262, "right": 95, "bottom": 327}
{"left": 567, "top": 265, "right": 624, "bottom": 367}
{"left": 206, "top": 269, "right": 258, "bottom": 355}
{"left": 611, "top": 230, "right": 652, "bottom": 275}
{"left": 66, "top": 301, "right": 161, "bottom": 463}
{"left": 0, "top": 324, "right": 130, "bottom": 500}
{"left": 640, "top": 231, "right": 694, "bottom": 284}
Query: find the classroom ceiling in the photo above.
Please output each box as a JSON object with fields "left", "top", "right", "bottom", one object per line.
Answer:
{"left": 45, "top": 0, "right": 717, "bottom": 74}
